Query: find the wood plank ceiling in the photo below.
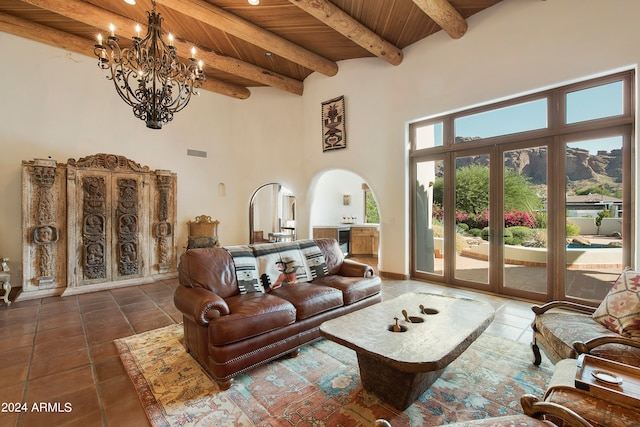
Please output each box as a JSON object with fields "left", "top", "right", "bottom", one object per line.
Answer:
{"left": 0, "top": 0, "right": 502, "bottom": 99}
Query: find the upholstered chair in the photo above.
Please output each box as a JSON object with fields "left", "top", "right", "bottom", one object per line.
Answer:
{"left": 531, "top": 268, "right": 640, "bottom": 367}
{"left": 542, "top": 357, "right": 640, "bottom": 427}
{"left": 531, "top": 301, "right": 640, "bottom": 366}
{"left": 434, "top": 394, "right": 593, "bottom": 427}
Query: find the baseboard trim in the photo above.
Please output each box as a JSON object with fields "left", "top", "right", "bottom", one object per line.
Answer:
{"left": 379, "top": 270, "right": 409, "bottom": 280}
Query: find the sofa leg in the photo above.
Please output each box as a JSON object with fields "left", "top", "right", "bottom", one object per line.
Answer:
{"left": 217, "top": 378, "right": 234, "bottom": 390}
{"left": 289, "top": 349, "right": 301, "bottom": 358}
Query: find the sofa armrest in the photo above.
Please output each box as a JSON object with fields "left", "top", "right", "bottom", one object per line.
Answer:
{"left": 574, "top": 335, "right": 640, "bottom": 355}
{"left": 531, "top": 300, "right": 596, "bottom": 316}
{"left": 339, "top": 259, "right": 375, "bottom": 278}
{"left": 520, "top": 394, "right": 593, "bottom": 427}
{"left": 174, "top": 285, "right": 230, "bottom": 326}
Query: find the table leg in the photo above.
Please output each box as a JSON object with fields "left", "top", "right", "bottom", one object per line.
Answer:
{"left": 1, "top": 283, "right": 10, "bottom": 306}
{"left": 357, "top": 353, "right": 444, "bottom": 410}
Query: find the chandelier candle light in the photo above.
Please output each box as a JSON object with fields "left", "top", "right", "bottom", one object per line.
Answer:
{"left": 94, "top": 0, "right": 205, "bottom": 129}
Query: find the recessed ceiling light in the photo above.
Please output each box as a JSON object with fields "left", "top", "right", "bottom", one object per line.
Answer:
{"left": 124, "top": 0, "right": 136, "bottom": 5}
{"left": 248, "top": 0, "right": 260, "bottom": 5}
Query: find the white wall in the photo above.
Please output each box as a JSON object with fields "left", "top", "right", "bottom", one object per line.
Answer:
{"left": 0, "top": 33, "right": 301, "bottom": 285}
{"left": 1, "top": 0, "right": 639, "bottom": 286}
{"left": 310, "top": 170, "right": 367, "bottom": 226}
{"left": 299, "top": 0, "right": 640, "bottom": 274}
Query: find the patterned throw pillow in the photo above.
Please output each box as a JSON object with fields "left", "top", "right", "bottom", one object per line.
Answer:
{"left": 187, "top": 236, "right": 218, "bottom": 249}
{"left": 225, "top": 246, "right": 264, "bottom": 294}
{"left": 297, "top": 240, "right": 328, "bottom": 280}
{"left": 592, "top": 268, "right": 640, "bottom": 339}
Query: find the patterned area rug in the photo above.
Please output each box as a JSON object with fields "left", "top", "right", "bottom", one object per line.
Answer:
{"left": 115, "top": 324, "right": 553, "bottom": 426}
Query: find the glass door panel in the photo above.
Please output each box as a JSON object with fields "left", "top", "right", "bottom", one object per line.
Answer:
{"left": 502, "top": 146, "right": 548, "bottom": 296}
{"left": 415, "top": 160, "right": 444, "bottom": 276}
{"left": 564, "top": 137, "right": 624, "bottom": 302}
{"left": 453, "top": 155, "right": 489, "bottom": 284}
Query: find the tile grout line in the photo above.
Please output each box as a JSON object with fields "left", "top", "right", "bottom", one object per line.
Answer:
{"left": 16, "top": 299, "right": 42, "bottom": 427}
{"left": 82, "top": 292, "right": 118, "bottom": 427}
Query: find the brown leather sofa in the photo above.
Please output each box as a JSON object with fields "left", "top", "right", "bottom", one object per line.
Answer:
{"left": 174, "top": 238, "right": 382, "bottom": 389}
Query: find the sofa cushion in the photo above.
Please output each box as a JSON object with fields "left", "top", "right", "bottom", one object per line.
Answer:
{"left": 535, "top": 311, "right": 640, "bottom": 365}
{"left": 592, "top": 268, "right": 640, "bottom": 339}
{"left": 270, "top": 283, "right": 343, "bottom": 320}
{"left": 225, "top": 245, "right": 264, "bottom": 294}
{"left": 312, "top": 275, "right": 381, "bottom": 305}
{"left": 209, "top": 293, "right": 296, "bottom": 345}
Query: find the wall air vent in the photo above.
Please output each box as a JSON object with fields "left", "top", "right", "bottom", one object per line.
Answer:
{"left": 187, "top": 149, "right": 207, "bottom": 158}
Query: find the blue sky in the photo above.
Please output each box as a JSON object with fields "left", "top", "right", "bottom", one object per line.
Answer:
{"left": 453, "top": 81, "right": 624, "bottom": 154}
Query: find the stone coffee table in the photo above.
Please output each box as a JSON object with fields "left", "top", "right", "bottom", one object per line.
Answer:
{"left": 319, "top": 291, "right": 495, "bottom": 410}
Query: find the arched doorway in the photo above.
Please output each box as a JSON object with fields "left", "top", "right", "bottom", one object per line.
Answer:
{"left": 249, "top": 183, "right": 296, "bottom": 244}
{"left": 309, "top": 170, "right": 380, "bottom": 268}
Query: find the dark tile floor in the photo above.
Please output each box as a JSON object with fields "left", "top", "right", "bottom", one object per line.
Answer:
{"left": 0, "top": 280, "right": 181, "bottom": 427}
{"left": 0, "top": 272, "right": 539, "bottom": 426}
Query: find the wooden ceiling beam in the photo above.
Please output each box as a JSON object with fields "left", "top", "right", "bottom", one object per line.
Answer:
{"left": 156, "top": 0, "right": 338, "bottom": 77}
{"left": 411, "top": 0, "right": 468, "bottom": 39}
{"left": 0, "top": 10, "right": 250, "bottom": 99}
{"left": 18, "top": 0, "right": 303, "bottom": 95}
{"left": 287, "top": 0, "right": 403, "bottom": 66}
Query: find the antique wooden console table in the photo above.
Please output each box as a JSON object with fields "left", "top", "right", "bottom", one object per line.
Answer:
{"left": 320, "top": 292, "right": 495, "bottom": 410}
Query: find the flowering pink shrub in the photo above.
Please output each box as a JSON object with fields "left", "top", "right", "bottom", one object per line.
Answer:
{"left": 433, "top": 207, "right": 444, "bottom": 221}
{"left": 504, "top": 209, "right": 535, "bottom": 228}
{"left": 433, "top": 206, "right": 535, "bottom": 230}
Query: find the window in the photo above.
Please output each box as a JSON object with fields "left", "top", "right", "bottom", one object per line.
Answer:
{"left": 455, "top": 99, "right": 548, "bottom": 141}
{"left": 415, "top": 121, "right": 443, "bottom": 150}
{"left": 410, "top": 71, "right": 633, "bottom": 304}
{"left": 566, "top": 81, "right": 624, "bottom": 124}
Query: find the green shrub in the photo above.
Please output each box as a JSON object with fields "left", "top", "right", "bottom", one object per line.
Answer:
{"left": 482, "top": 227, "right": 490, "bottom": 240}
{"left": 508, "top": 226, "right": 534, "bottom": 240}
{"left": 505, "top": 237, "right": 524, "bottom": 246}
{"left": 457, "top": 223, "right": 470, "bottom": 232}
{"left": 481, "top": 227, "right": 515, "bottom": 241}
{"left": 566, "top": 222, "right": 581, "bottom": 237}
{"left": 534, "top": 212, "right": 547, "bottom": 229}
{"left": 468, "top": 228, "right": 482, "bottom": 237}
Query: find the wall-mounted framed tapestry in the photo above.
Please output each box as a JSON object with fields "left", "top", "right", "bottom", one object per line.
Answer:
{"left": 321, "top": 95, "right": 347, "bottom": 152}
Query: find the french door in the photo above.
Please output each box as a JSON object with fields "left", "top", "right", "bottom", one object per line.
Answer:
{"left": 412, "top": 130, "right": 631, "bottom": 303}
{"left": 412, "top": 142, "right": 552, "bottom": 301}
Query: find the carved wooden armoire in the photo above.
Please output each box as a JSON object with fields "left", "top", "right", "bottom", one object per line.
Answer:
{"left": 21, "top": 154, "right": 177, "bottom": 299}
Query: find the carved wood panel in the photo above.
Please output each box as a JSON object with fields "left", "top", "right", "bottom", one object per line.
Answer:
{"left": 21, "top": 158, "right": 67, "bottom": 295}
{"left": 72, "top": 170, "right": 148, "bottom": 286}
{"left": 21, "top": 154, "right": 177, "bottom": 299}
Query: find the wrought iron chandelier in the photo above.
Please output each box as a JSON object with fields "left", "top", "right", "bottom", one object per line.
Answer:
{"left": 93, "top": 0, "right": 205, "bottom": 129}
